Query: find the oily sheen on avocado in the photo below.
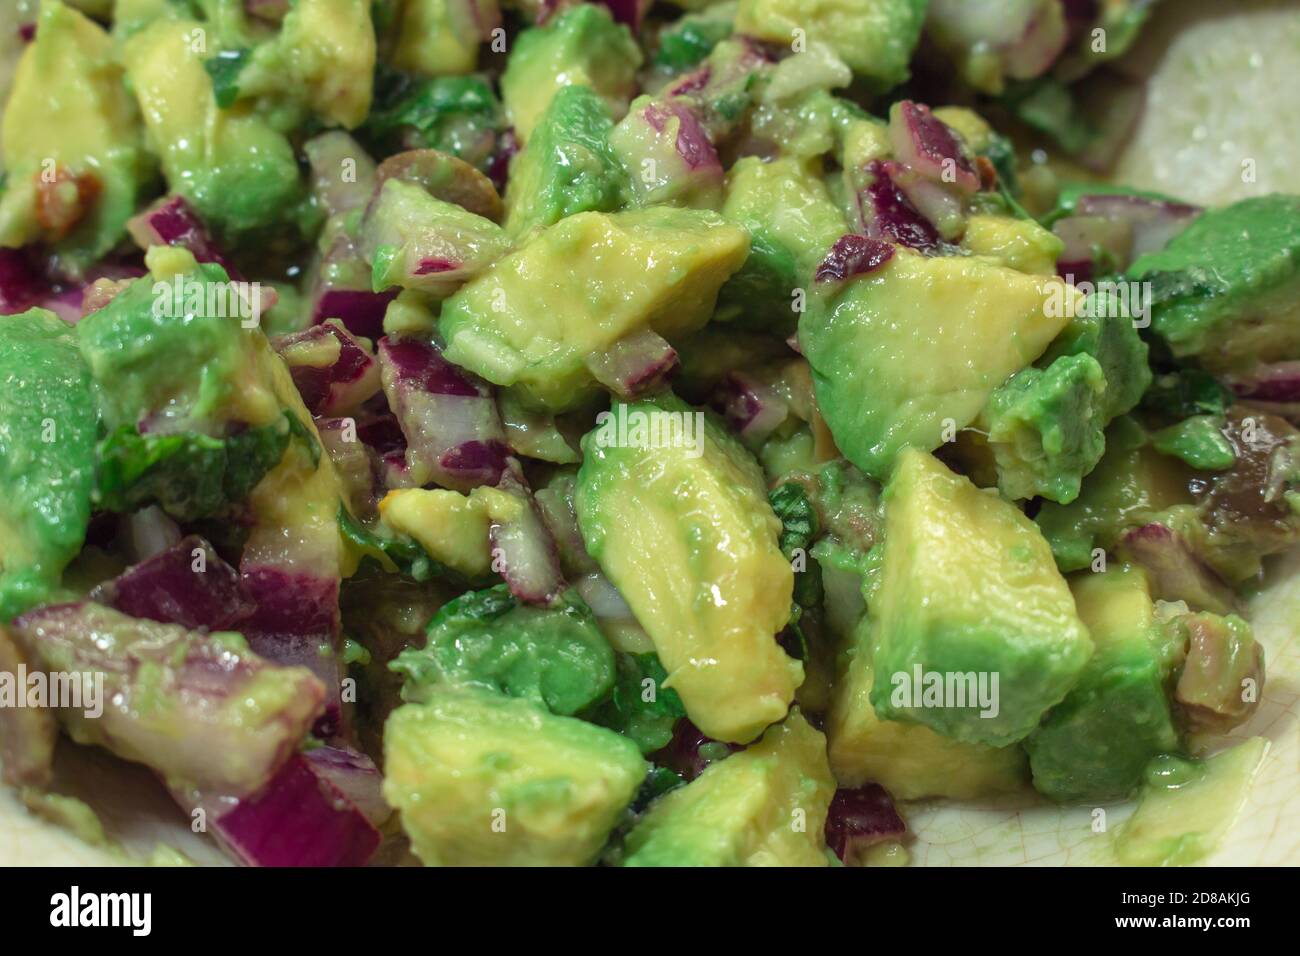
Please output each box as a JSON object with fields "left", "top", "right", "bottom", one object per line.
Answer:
{"left": 0, "top": 0, "right": 1288, "bottom": 869}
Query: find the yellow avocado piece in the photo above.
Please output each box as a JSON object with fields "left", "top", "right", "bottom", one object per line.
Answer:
{"left": 0, "top": 0, "right": 151, "bottom": 267}
{"left": 378, "top": 488, "right": 492, "bottom": 578}
{"left": 960, "top": 214, "right": 1063, "bottom": 276}
{"left": 440, "top": 207, "right": 749, "bottom": 412}
{"left": 383, "top": 689, "right": 647, "bottom": 867}
{"left": 827, "top": 651, "right": 1027, "bottom": 801}
{"left": 802, "top": 248, "right": 1083, "bottom": 478}
{"left": 622, "top": 711, "right": 836, "bottom": 867}
{"left": 575, "top": 397, "right": 799, "bottom": 744}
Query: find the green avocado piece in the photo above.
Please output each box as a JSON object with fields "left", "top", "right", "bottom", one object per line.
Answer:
{"left": 390, "top": 583, "right": 616, "bottom": 717}
{"left": 980, "top": 353, "right": 1108, "bottom": 504}
{"left": 869, "top": 449, "right": 1093, "bottom": 746}
{"left": 1151, "top": 415, "right": 1236, "bottom": 471}
{"left": 735, "top": 0, "right": 925, "bottom": 89}
{"left": 655, "top": 4, "right": 736, "bottom": 72}
{"left": 0, "top": 0, "right": 153, "bottom": 276}
{"left": 1115, "top": 737, "right": 1268, "bottom": 866}
{"left": 439, "top": 207, "right": 749, "bottom": 412}
{"left": 620, "top": 711, "right": 835, "bottom": 867}
{"left": 504, "top": 84, "right": 628, "bottom": 238}
{"left": 575, "top": 395, "right": 801, "bottom": 744}
{"left": 76, "top": 249, "right": 293, "bottom": 520}
{"left": 1025, "top": 566, "right": 1180, "bottom": 803}
{"left": 364, "top": 179, "right": 511, "bottom": 299}
{"left": 123, "top": 18, "right": 304, "bottom": 240}
{"left": 827, "top": 638, "right": 1029, "bottom": 800}
{"left": 1034, "top": 417, "right": 1196, "bottom": 572}
{"left": 715, "top": 156, "right": 848, "bottom": 334}
{"left": 0, "top": 310, "right": 97, "bottom": 622}
{"left": 1128, "top": 195, "right": 1300, "bottom": 371}
{"left": 391, "top": 0, "right": 496, "bottom": 77}
{"left": 1037, "top": 299, "right": 1153, "bottom": 422}
{"left": 383, "top": 688, "right": 648, "bottom": 867}
{"left": 800, "top": 248, "right": 1076, "bottom": 479}
{"left": 500, "top": 5, "right": 642, "bottom": 144}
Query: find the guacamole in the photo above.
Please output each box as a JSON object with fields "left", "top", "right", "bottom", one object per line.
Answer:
{"left": 0, "top": 0, "right": 1287, "bottom": 870}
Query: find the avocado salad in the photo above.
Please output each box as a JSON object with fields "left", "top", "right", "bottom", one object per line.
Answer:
{"left": 0, "top": 0, "right": 1293, "bottom": 868}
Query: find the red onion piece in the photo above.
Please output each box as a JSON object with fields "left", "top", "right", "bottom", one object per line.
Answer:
{"left": 1118, "top": 523, "right": 1237, "bottom": 615}
{"left": 888, "top": 100, "right": 979, "bottom": 196}
{"left": 815, "top": 234, "right": 895, "bottom": 283}
{"left": 274, "top": 322, "right": 382, "bottom": 416}
{"left": 584, "top": 328, "right": 680, "bottom": 399}
{"left": 127, "top": 195, "right": 239, "bottom": 277}
{"left": 824, "top": 784, "right": 907, "bottom": 865}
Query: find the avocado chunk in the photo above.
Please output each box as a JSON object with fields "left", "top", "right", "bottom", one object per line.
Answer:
{"left": 1129, "top": 195, "right": 1300, "bottom": 371}
{"left": 735, "top": 0, "right": 925, "bottom": 89}
{"left": 959, "top": 214, "right": 1061, "bottom": 275}
{"left": 827, "top": 638, "right": 1028, "bottom": 800}
{"left": 239, "top": 0, "right": 377, "bottom": 129}
{"left": 364, "top": 179, "right": 511, "bottom": 299}
{"left": 1115, "top": 737, "right": 1268, "bottom": 866}
{"left": 503, "top": 84, "right": 628, "bottom": 238}
{"left": 800, "top": 247, "right": 1079, "bottom": 479}
{"left": 391, "top": 584, "right": 616, "bottom": 718}
{"left": 439, "top": 207, "right": 749, "bottom": 412}
{"left": 392, "top": 0, "right": 497, "bottom": 78}
{"left": 869, "top": 449, "right": 1093, "bottom": 746}
{"left": 575, "top": 396, "right": 801, "bottom": 744}
{"left": 383, "top": 688, "right": 648, "bottom": 866}
{"left": 1025, "top": 566, "right": 1180, "bottom": 803}
{"left": 0, "top": 309, "right": 97, "bottom": 622}
{"left": 715, "top": 156, "right": 848, "bottom": 333}
{"left": 655, "top": 4, "right": 736, "bottom": 72}
{"left": 123, "top": 18, "right": 304, "bottom": 240}
{"left": 0, "top": 0, "right": 152, "bottom": 275}
{"left": 1034, "top": 417, "right": 1195, "bottom": 572}
{"left": 500, "top": 5, "right": 642, "bottom": 144}
{"left": 620, "top": 711, "right": 835, "bottom": 867}
{"left": 77, "top": 249, "right": 295, "bottom": 520}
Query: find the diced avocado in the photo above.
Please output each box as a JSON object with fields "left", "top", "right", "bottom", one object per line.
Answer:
{"left": 377, "top": 487, "right": 492, "bottom": 576}
{"left": 500, "top": 5, "right": 641, "bottom": 144}
{"left": 827, "top": 637, "right": 1027, "bottom": 800}
{"left": 959, "top": 214, "right": 1061, "bottom": 275}
{"left": 123, "top": 18, "right": 304, "bottom": 240}
{"left": 391, "top": 584, "right": 616, "bottom": 717}
{"left": 363, "top": 179, "right": 511, "bottom": 299}
{"left": 715, "top": 156, "right": 847, "bottom": 333}
{"left": 1037, "top": 301, "right": 1152, "bottom": 423}
{"left": 392, "top": 0, "right": 497, "bottom": 77}
{"left": 383, "top": 689, "right": 648, "bottom": 866}
{"left": 621, "top": 711, "right": 835, "bottom": 867}
{"left": 1151, "top": 416, "right": 1236, "bottom": 472}
{"left": 978, "top": 353, "right": 1108, "bottom": 503}
{"left": 655, "top": 4, "right": 736, "bottom": 72}
{"left": 735, "top": 0, "right": 925, "bottom": 89}
{"left": 439, "top": 207, "right": 748, "bottom": 412}
{"left": 1128, "top": 195, "right": 1300, "bottom": 371}
{"left": 575, "top": 395, "right": 801, "bottom": 744}
{"left": 869, "top": 449, "right": 1093, "bottom": 746}
{"left": 0, "top": 309, "right": 97, "bottom": 622}
{"left": 241, "top": 0, "right": 376, "bottom": 129}
{"left": 800, "top": 247, "right": 1080, "bottom": 479}
{"left": 1115, "top": 737, "right": 1268, "bottom": 866}
{"left": 608, "top": 95, "right": 724, "bottom": 211}
{"left": 1025, "top": 566, "right": 1180, "bottom": 803}
{"left": 503, "top": 84, "right": 628, "bottom": 238}
{"left": 0, "top": 0, "right": 152, "bottom": 274}
{"left": 76, "top": 250, "right": 298, "bottom": 521}
{"left": 1034, "top": 417, "right": 1195, "bottom": 572}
